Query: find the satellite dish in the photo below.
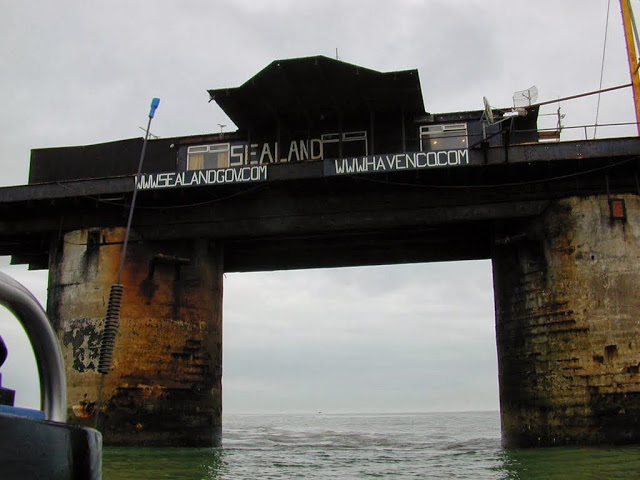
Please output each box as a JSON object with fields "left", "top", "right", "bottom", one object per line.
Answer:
{"left": 513, "top": 86, "right": 538, "bottom": 107}
{"left": 483, "top": 96, "right": 495, "bottom": 124}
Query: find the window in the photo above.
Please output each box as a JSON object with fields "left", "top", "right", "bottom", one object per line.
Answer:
{"left": 419, "top": 124, "right": 468, "bottom": 151}
{"left": 187, "top": 143, "right": 230, "bottom": 170}
{"left": 322, "top": 131, "right": 368, "bottom": 159}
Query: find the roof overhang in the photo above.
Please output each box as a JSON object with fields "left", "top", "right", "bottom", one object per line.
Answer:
{"left": 207, "top": 55, "right": 426, "bottom": 131}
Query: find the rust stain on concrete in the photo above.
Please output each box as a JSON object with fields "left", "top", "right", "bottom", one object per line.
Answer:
{"left": 48, "top": 227, "right": 223, "bottom": 446}
{"left": 494, "top": 194, "right": 640, "bottom": 447}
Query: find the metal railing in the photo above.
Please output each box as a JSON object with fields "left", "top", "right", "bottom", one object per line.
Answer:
{"left": 0, "top": 271, "right": 66, "bottom": 422}
{"left": 466, "top": 121, "right": 639, "bottom": 148}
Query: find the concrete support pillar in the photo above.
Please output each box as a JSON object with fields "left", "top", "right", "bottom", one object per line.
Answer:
{"left": 47, "top": 228, "right": 223, "bottom": 446}
{"left": 493, "top": 194, "right": 640, "bottom": 447}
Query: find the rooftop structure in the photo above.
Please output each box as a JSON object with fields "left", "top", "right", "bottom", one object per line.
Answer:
{"left": 27, "top": 55, "right": 538, "bottom": 186}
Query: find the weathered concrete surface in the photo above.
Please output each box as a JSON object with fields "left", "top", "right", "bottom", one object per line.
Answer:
{"left": 47, "top": 228, "right": 223, "bottom": 446}
{"left": 493, "top": 193, "right": 640, "bottom": 447}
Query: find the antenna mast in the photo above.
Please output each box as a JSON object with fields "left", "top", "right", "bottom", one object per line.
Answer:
{"left": 620, "top": 0, "right": 640, "bottom": 135}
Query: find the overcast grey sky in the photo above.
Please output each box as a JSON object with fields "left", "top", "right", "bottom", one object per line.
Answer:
{"left": 0, "top": 0, "right": 637, "bottom": 413}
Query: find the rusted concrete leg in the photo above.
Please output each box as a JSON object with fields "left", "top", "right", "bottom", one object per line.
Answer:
{"left": 47, "top": 228, "right": 223, "bottom": 446}
{"left": 493, "top": 194, "right": 640, "bottom": 447}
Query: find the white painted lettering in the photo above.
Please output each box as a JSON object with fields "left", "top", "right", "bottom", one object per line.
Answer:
{"left": 299, "top": 140, "right": 309, "bottom": 161}
{"left": 310, "top": 139, "right": 323, "bottom": 160}
{"left": 230, "top": 145, "right": 244, "bottom": 166}
{"left": 385, "top": 155, "right": 394, "bottom": 170}
{"left": 345, "top": 160, "right": 356, "bottom": 173}
{"left": 249, "top": 144, "right": 259, "bottom": 164}
{"left": 136, "top": 175, "right": 157, "bottom": 189}
{"left": 260, "top": 143, "right": 274, "bottom": 164}
{"left": 287, "top": 140, "right": 299, "bottom": 162}
{"left": 157, "top": 173, "right": 173, "bottom": 187}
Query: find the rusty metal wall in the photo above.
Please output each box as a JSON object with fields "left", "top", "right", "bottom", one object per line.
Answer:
{"left": 493, "top": 193, "right": 640, "bottom": 447}
{"left": 47, "top": 227, "right": 223, "bottom": 446}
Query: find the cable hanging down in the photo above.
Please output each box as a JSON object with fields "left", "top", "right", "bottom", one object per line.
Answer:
{"left": 594, "top": 0, "right": 612, "bottom": 139}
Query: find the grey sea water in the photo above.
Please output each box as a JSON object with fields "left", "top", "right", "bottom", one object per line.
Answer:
{"left": 103, "top": 411, "right": 640, "bottom": 479}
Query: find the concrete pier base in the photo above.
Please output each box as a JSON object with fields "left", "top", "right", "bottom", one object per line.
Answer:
{"left": 47, "top": 228, "right": 223, "bottom": 446}
{"left": 493, "top": 194, "right": 640, "bottom": 447}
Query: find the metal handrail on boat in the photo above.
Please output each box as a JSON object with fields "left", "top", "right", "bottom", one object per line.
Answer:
{"left": 0, "top": 271, "right": 66, "bottom": 423}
